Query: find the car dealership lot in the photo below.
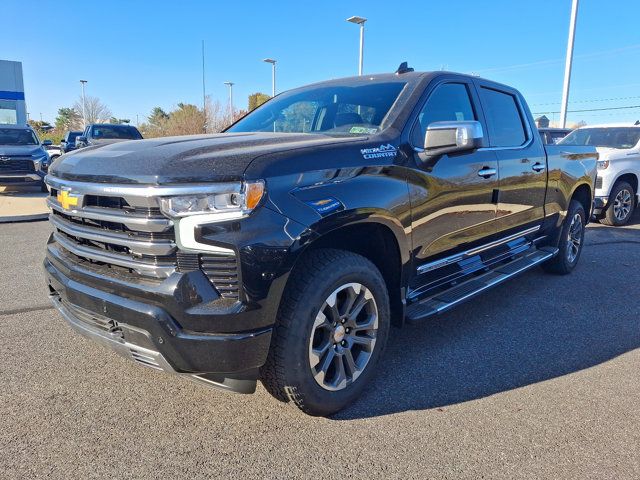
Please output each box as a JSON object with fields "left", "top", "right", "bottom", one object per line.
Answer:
{"left": 1, "top": 218, "right": 639, "bottom": 479}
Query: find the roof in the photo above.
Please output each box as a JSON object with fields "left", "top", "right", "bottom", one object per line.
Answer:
{"left": 0, "top": 123, "right": 33, "bottom": 130}
{"left": 577, "top": 123, "right": 640, "bottom": 129}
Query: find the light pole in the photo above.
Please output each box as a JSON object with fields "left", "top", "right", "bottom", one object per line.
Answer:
{"left": 79, "top": 80, "right": 88, "bottom": 128}
{"left": 560, "top": 0, "right": 579, "bottom": 128}
{"left": 347, "top": 16, "right": 367, "bottom": 76}
{"left": 201, "top": 40, "right": 206, "bottom": 111}
{"left": 224, "top": 81, "right": 235, "bottom": 119}
{"left": 263, "top": 58, "right": 277, "bottom": 97}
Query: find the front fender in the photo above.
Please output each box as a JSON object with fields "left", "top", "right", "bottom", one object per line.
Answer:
{"left": 263, "top": 167, "right": 412, "bottom": 264}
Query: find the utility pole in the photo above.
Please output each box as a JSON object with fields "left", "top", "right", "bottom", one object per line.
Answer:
{"left": 347, "top": 16, "right": 367, "bottom": 76}
{"left": 224, "top": 82, "right": 235, "bottom": 120}
{"left": 560, "top": 0, "right": 579, "bottom": 128}
{"left": 201, "top": 40, "right": 206, "bottom": 111}
{"left": 80, "top": 80, "right": 88, "bottom": 128}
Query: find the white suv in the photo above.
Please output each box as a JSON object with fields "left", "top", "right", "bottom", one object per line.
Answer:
{"left": 560, "top": 124, "right": 640, "bottom": 225}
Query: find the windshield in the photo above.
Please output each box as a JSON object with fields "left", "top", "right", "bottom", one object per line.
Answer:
{"left": 227, "top": 82, "right": 407, "bottom": 135}
{"left": 560, "top": 127, "right": 640, "bottom": 149}
{"left": 0, "top": 128, "right": 39, "bottom": 146}
{"left": 91, "top": 125, "right": 143, "bottom": 140}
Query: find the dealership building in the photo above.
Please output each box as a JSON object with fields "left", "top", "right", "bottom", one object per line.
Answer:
{"left": 0, "top": 60, "right": 26, "bottom": 124}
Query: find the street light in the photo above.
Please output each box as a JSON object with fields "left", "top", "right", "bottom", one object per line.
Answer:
{"left": 79, "top": 80, "right": 88, "bottom": 128}
{"left": 263, "top": 58, "right": 277, "bottom": 97}
{"left": 224, "top": 81, "right": 235, "bottom": 119}
{"left": 346, "top": 16, "right": 367, "bottom": 76}
{"left": 559, "top": 0, "right": 579, "bottom": 128}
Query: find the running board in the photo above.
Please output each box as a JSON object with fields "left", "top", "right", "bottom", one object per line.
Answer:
{"left": 405, "top": 246, "right": 558, "bottom": 322}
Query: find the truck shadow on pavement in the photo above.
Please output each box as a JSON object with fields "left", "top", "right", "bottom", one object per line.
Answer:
{"left": 336, "top": 219, "right": 640, "bottom": 420}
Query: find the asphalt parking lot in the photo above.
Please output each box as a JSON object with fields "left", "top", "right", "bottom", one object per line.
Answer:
{"left": 1, "top": 216, "right": 639, "bottom": 479}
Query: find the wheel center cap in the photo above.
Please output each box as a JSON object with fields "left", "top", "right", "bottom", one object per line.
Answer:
{"left": 333, "top": 325, "right": 346, "bottom": 343}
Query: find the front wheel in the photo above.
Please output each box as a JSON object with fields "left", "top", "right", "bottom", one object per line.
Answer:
{"left": 600, "top": 181, "right": 635, "bottom": 226}
{"left": 542, "top": 199, "right": 586, "bottom": 275}
{"left": 260, "top": 249, "right": 390, "bottom": 416}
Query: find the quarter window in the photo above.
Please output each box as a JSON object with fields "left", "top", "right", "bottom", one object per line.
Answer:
{"left": 480, "top": 87, "right": 527, "bottom": 147}
{"left": 412, "top": 83, "right": 475, "bottom": 146}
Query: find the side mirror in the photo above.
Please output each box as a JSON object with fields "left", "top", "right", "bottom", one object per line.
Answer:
{"left": 42, "top": 140, "right": 53, "bottom": 146}
{"left": 423, "top": 121, "right": 486, "bottom": 157}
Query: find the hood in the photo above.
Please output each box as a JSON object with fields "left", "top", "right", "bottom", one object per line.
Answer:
{"left": 0, "top": 145, "right": 46, "bottom": 157}
{"left": 594, "top": 146, "right": 636, "bottom": 161}
{"left": 48, "top": 132, "right": 361, "bottom": 184}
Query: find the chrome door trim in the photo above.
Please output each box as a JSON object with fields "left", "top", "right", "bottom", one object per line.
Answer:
{"left": 416, "top": 225, "right": 541, "bottom": 274}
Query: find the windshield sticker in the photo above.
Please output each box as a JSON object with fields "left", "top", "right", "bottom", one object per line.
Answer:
{"left": 350, "top": 126, "right": 378, "bottom": 134}
{"left": 360, "top": 144, "right": 397, "bottom": 160}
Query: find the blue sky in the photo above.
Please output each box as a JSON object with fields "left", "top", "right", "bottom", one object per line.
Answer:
{"left": 4, "top": 0, "right": 640, "bottom": 126}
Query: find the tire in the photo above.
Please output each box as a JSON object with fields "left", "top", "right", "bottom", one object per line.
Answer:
{"left": 542, "top": 199, "right": 586, "bottom": 275}
{"left": 260, "top": 248, "right": 390, "bottom": 416}
{"left": 600, "top": 181, "right": 635, "bottom": 226}
{"left": 40, "top": 182, "right": 48, "bottom": 193}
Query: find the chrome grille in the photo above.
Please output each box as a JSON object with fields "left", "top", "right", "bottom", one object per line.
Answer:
{"left": 46, "top": 176, "right": 242, "bottom": 300}
{"left": 47, "top": 177, "right": 176, "bottom": 279}
{"left": 0, "top": 157, "right": 35, "bottom": 173}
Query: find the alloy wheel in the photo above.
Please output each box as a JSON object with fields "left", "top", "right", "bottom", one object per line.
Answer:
{"left": 567, "top": 212, "right": 583, "bottom": 263}
{"left": 308, "top": 283, "right": 379, "bottom": 391}
{"left": 613, "top": 188, "right": 632, "bottom": 221}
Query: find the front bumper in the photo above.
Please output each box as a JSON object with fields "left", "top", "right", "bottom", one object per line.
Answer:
{"left": 0, "top": 172, "right": 44, "bottom": 184}
{"left": 44, "top": 248, "right": 273, "bottom": 394}
{"left": 593, "top": 196, "right": 608, "bottom": 216}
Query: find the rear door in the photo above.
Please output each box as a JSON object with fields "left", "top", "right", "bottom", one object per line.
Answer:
{"left": 475, "top": 82, "right": 547, "bottom": 235}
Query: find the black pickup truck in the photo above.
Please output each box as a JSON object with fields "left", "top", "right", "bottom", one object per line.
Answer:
{"left": 44, "top": 66, "right": 597, "bottom": 416}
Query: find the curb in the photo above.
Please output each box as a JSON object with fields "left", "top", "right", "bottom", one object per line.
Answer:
{"left": 0, "top": 213, "right": 49, "bottom": 223}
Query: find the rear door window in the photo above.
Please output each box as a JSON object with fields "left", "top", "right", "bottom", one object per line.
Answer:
{"left": 480, "top": 87, "right": 527, "bottom": 147}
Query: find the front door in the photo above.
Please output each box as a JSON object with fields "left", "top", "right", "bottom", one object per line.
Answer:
{"left": 406, "top": 81, "right": 499, "bottom": 270}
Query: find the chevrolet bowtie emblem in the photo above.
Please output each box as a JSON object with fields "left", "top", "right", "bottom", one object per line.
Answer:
{"left": 57, "top": 190, "right": 80, "bottom": 210}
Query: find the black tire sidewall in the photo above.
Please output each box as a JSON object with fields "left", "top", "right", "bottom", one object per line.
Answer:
{"left": 281, "top": 253, "right": 390, "bottom": 415}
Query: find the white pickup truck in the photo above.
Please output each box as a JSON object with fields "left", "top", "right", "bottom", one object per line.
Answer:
{"left": 560, "top": 123, "right": 640, "bottom": 225}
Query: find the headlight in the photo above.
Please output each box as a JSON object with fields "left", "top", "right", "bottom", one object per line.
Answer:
{"left": 32, "top": 153, "right": 49, "bottom": 171}
{"left": 597, "top": 160, "right": 609, "bottom": 170}
{"left": 159, "top": 180, "right": 265, "bottom": 218}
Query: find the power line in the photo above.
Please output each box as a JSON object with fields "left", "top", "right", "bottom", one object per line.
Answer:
{"left": 531, "top": 95, "right": 640, "bottom": 106}
{"left": 533, "top": 104, "right": 640, "bottom": 115}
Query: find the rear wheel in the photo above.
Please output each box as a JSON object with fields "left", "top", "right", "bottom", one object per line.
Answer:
{"left": 542, "top": 199, "right": 586, "bottom": 275}
{"left": 260, "top": 249, "right": 390, "bottom": 416}
{"left": 600, "top": 181, "right": 635, "bottom": 226}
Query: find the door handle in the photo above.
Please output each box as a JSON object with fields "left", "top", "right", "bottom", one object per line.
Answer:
{"left": 477, "top": 167, "right": 497, "bottom": 178}
{"left": 532, "top": 162, "right": 546, "bottom": 172}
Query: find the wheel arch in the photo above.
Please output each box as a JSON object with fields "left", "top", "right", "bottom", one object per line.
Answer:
{"left": 289, "top": 211, "right": 410, "bottom": 327}
{"left": 613, "top": 172, "right": 639, "bottom": 198}
{"left": 570, "top": 182, "right": 593, "bottom": 218}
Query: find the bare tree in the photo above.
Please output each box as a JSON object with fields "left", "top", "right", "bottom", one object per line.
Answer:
{"left": 206, "top": 96, "right": 244, "bottom": 133}
{"left": 205, "top": 97, "right": 229, "bottom": 133}
{"left": 73, "top": 95, "right": 112, "bottom": 124}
